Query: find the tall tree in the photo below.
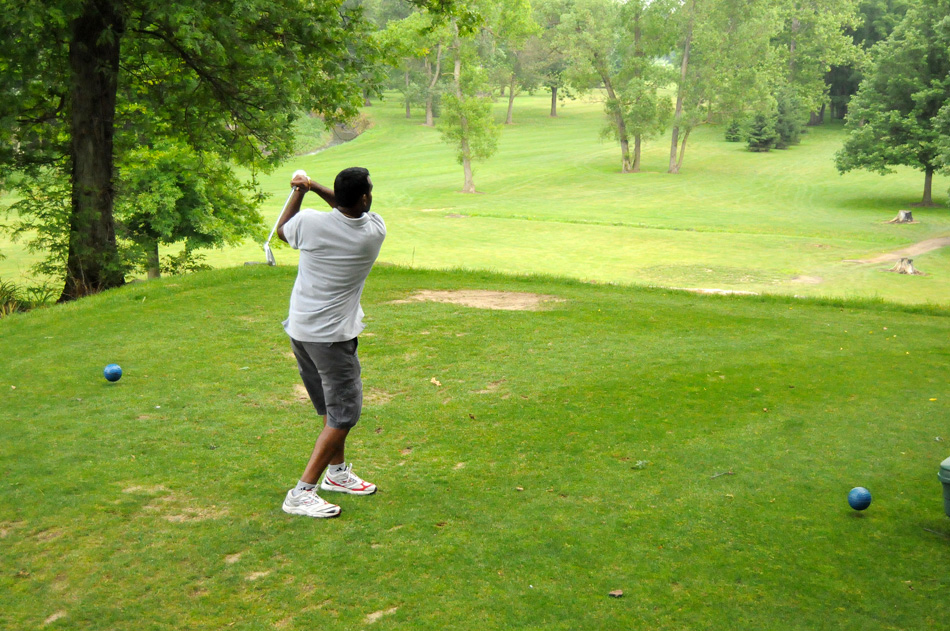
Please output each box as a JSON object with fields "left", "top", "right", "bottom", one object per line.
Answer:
{"left": 378, "top": 10, "right": 452, "bottom": 125}
{"left": 835, "top": 0, "right": 950, "bottom": 206}
{"left": 827, "top": 0, "right": 910, "bottom": 120}
{"left": 486, "top": 0, "right": 540, "bottom": 125}
{"left": 0, "top": 0, "right": 377, "bottom": 300}
{"left": 621, "top": 0, "right": 676, "bottom": 172}
{"left": 559, "top": 0, "right": 672, "bottom": 173}
{"left": 668, "top": 0, "right": 777, "bottom": 173}
{"left": 772, "top": 0, "right": 862, "bottom": 123}
{"left": 532, "top": 0, "right": 574, "bottom": 118}
{"left": 439, "top": 18, "right": 501, "bottom": 193}
{"left": 115, "top": 142, "right": 262, "bottom": 279}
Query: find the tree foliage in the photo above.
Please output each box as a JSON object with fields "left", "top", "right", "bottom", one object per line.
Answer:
{"left": 747, "top": 113, "right": 778, "bottom": 152}
{"left": 438, "top": 18, "right": 501, "bottom": 193}
{"left": 116, "top": 142, "right": 263, "bottom": 278}
{"left": 0, "top": 0, "right": 379, "bottom": 299}
{"left": 835, "top": 0, "right": 950, "bottom": 205}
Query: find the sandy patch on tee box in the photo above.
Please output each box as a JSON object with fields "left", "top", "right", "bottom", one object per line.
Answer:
{"left": 392, "top": 290, "right": 563, "bottom": 311}
{"left": 849, "top": 236, "right": 950, "bottom": 264}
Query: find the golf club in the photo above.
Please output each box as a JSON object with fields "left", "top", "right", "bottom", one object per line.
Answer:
{"left": 263, "top": 169, "right": 307, "bottom": 266}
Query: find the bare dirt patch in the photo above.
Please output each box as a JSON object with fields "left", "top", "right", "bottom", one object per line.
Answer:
{"left": 476, "top": 379, "right": 507, "bottom": 394}
{"left": 364, "top": 387, "right": 394, "bottom": 406}
{"left": 848, "top": 236, "right": 950, "bottom": 264}
{"left": 791, "top": 275, "right": 823, "bottom": 285}
{"left": 35, "top": 528, "right": 64, "bottom": 542}
{"left": 390, "top": 290, "right": 563, "bottom": 311}
{"left": 130, "top": 487, "right": 227, "bottom": 522}
{"left": 43, "top": 612, "right": 67, "bottom": 626}
{"left": 122, "top": 484, "right": 168, "bottom": 494}
{"left": 225, "top": 553, "right": 243, "bottom": 564}
{"left": 245, "top": 571, "right": 271, "bottom": 581}
{"left": 365, "top": 607, "right": 399, "bottom": 624}
{"left": 0, "top": 520, "right": 24, "bottom": 538}
{"left": 164, "top": 506, "right": 228, "bottom": 523}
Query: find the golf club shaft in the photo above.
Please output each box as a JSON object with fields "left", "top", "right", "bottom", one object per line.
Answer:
{"left": 265, "top": 187, "right": 299, "bottom": 245}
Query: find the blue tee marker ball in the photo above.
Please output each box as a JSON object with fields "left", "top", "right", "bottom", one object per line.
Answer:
{"left": 104, "top": 364, "right": 123, "bottom": 382}
{"left": 848, "top": 487, "right": 872, "bottom": 511}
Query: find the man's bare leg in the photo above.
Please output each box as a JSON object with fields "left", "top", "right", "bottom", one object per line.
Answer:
{"left": 320, "top": 415, "right": 346, "bottom": 467}
{"left": 299, "top": 417, "right": 349, "bottom": 485}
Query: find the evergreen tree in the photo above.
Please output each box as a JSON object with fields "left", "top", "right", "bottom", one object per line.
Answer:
{"left": 774, "top": 90, "right": 804, "bottom": 149}
{"left": 725, "top": 119, "right": 744, "bottom": 142}
{"left": 747, "top": 113, "right": 778, "bottom": 152}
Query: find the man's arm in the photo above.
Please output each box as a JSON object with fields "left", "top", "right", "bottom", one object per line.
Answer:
{"left": 276, "top": 174, "right": 337, "bottom": 242}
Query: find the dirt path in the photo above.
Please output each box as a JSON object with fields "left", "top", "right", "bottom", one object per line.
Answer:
{"left": 849, "top": 237, "right": 950, "bottom": 264}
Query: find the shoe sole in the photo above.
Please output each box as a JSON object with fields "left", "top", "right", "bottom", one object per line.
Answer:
{"left": 320, "top": 481, "right": 377, "bottom": 496}
{"left": 282, "top": 503, "right": 341, "bottom": 518}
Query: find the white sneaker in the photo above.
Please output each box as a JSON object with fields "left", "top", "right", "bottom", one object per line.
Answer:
{"left": 320, "top": 463, "right": 377, "bottom": 495}
{"left": 282, "top": 488, "right": 341, "bottom": 518}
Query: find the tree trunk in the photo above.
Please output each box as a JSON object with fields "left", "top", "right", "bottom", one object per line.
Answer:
{"left": 603, "top": 78, "right": 632, "bottom": 173}
{"left": 676, "top": 128, "right": 691, "bottom": 172}
{"left": 146, "top": 240, "right": 160, "bottom": 279}
{"left": 424, "top": 44, "right": 442, "bottom": 127}
{"left": 632, "top": 135, "right": 641, "bottom": 172}
{"left": 550, "top": 86, "right": 558, "bottom": 117}
{"left": 363, "top": 88, "right": 371, "bottom": 106}
{"left": 405, "top": 69, "right": 412, "bottom": 119}
{"left": 807, "top": 103, "right": 825, "bottom": 126}
{"left": 61, "top": 0, "right": 124, "bottom": 302}
{"left": 462, "top": 144, "right": 475, "bottom": 193}
{"left": 915, "top": 166, "right": 935, "bottom": 206}
{"left": 505, "top": 73, "right": 516, "bottom": 124}
{"left": 669, "top": 4, "right": 693, "bottom": 174}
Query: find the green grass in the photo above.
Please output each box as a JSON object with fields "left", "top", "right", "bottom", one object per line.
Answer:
{"left": 219, "top": 91, "right": 950, "bottom": 306}
{"left": 2, "top": 266, "right": 949, "bottom": 629}
{"left": 3, "top": 93, "right": 949, "bottom": 304}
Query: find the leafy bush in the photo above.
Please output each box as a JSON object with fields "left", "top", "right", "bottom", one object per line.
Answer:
{"left": 0, "top": 278, "right": 58, "bottom": 318}
{"left": 160, "top": 248, "right": 211, "bottom": 276}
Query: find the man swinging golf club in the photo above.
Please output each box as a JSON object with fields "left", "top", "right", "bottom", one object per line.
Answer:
{"left": 277, "top": 167, "right": 386, "bottom": 518}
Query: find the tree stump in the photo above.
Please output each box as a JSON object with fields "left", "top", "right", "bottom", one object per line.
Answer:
{"left": 889, "top": 258, "right": 924, "bottom": 275}
{"left": 888, "top": 210, "right": 915, "bottom": 224}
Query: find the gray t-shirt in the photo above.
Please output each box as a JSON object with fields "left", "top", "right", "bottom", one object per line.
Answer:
{"left": 281, "top": 208, "right": 386, "bottom": 343}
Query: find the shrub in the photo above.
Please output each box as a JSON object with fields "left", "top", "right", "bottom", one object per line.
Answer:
{"left": 0, "top": 279, "right": 58, "bottom": 318}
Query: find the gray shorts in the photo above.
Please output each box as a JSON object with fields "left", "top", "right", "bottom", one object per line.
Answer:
{"left": 290, "top": 337, "right": 362, "bottom": 430}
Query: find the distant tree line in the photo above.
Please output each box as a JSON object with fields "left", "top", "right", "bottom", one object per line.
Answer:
{"left": 1, "top": 0, "right": 947, "bottom": 301}
{"left": 371, "top": 0, "right": 949, "bottom": 205}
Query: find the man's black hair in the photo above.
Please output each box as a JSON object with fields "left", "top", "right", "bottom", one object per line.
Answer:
{"left": 334, "top": 167, "right": 371, "bottom": 209}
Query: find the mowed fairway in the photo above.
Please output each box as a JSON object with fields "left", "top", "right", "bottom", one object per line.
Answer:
{"left": 2, "top": 266, "right": 949, "bottom": 629}
{"left": 207, "top": 92, "right": 950, "bottom": 306}
{"left": 3, "top": 93, "right": 949, "bottom": 305}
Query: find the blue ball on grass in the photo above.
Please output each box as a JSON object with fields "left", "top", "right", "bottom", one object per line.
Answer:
{"left": 848, "top": 486, "right": 872, "bottom": 511}
{"left": 103, "top": 364, "right": 123, "bottom": 382}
